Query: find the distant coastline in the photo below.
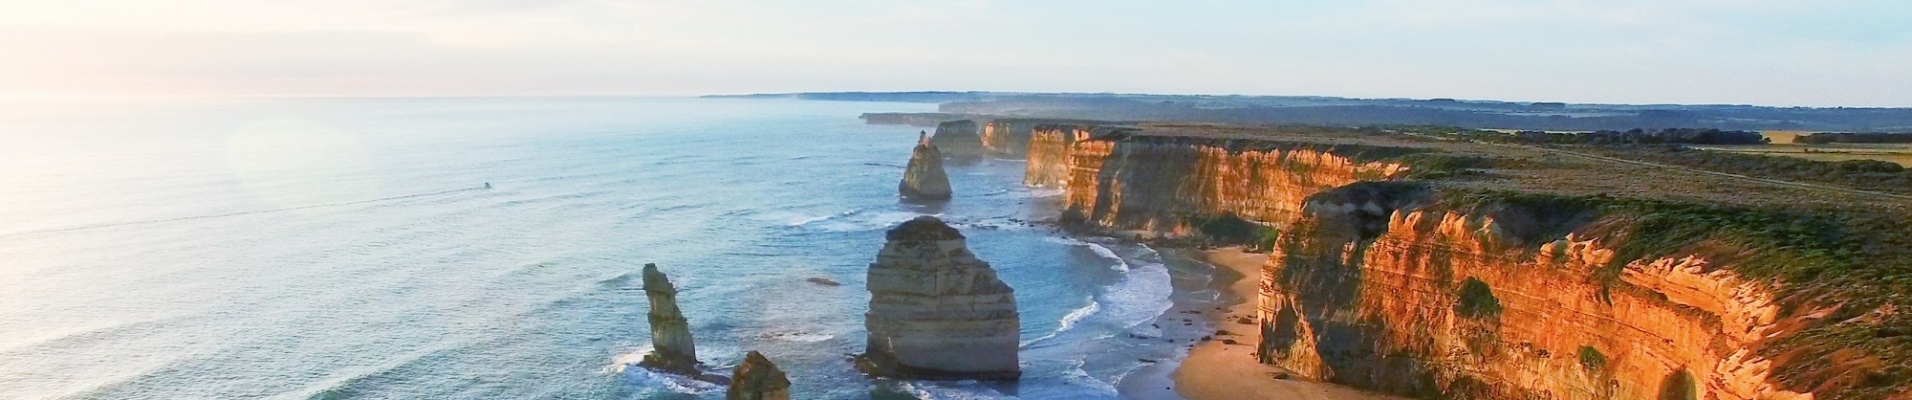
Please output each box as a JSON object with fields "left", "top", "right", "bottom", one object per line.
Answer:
{"left": 723, "top": 91, "right": 1912, "bottom": 132}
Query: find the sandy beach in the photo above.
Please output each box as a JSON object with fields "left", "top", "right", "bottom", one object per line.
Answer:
{"left": 1170, "top": 247, "right": 1403, "bottom": 400}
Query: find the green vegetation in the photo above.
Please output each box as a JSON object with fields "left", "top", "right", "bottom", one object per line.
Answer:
{"left": 1499, "top": 128, "right": 1768, "bottom": 145}
{"left": 1256, "top": 228, "right": 1282, "bottom": 252}
{"left": 1796, "top": 132, "right": 1912, "bottom": 144}
{"left": 1600, "top": 146, "right": 1912, "bottom": 195}
{"left": 1577, "top": 346, "right": 1607, "bottom": 372}
{"left": 1193, "top": 213, "right": 1270, "bottom": 246}
{"left": 1454, "top": 277, "right": 1503, "bottom": 319}
{"left": 1431, "top": 189, "right": 1912, "bottom": 398}
{"left": 1657, "top": 370, "right": 1698, "bottom": 400}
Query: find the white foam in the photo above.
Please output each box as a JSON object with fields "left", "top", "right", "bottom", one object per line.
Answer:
{"left": 1082, "top": 243, "right": 1128, "bottom": 272}
{"left": 896, "top": 380, "right": 1020, "bottom": 400}
{"left": 1023, "top": 297, "right": 1098, "bottom": 346}
{"left": 761, "top": 331, "right": 835, "bottom": 343}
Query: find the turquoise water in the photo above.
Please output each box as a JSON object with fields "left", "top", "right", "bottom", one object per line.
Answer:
{"left": 0, "top": 97, "right": 1212, "bottom": 399}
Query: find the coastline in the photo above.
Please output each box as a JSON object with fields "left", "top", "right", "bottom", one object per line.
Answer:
{"left": 1167, "top": 247, "right": 1403, "bottom": 400}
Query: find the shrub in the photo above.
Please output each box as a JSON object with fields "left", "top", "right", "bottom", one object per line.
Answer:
{"left": 1455, "top": 277, "right": 1503, "bottom": 319}
{"left": 1578, "top": 346, "right": 1607, "bottom": 372}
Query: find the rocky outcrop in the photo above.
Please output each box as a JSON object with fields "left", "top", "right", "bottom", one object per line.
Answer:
{"left": 640, "top": 263, "right": 700, "bottom": 375}
{"left": 932, "top": 120, "right": 985, "bottom": 164}
{"left": 1024, "top": 124, "right": 1093, "bottom": 187}
{"left": 1034, "top": 129, "right": 1877, "bottom": 399}
{"left": 859, "top": 216, "right": 1021, "bottom": 380}
{"left": 981, "top": 118, "right": 1098, "bottom": 157}
{"left": 727, "top": 351, "right": 791, "bottom": 400}
{"left": 899, "top": 132, "right": 953, "bottom": 200}
{"left": 1257, "top": 184, "right": 1812, "bottom": 400}
{"left": 1060, "top": 132, "right": 1410, "bottom": 237}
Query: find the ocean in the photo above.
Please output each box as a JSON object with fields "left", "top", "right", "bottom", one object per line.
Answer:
{"left": 0, "top": 97, "right": 1227, "bottom": 399}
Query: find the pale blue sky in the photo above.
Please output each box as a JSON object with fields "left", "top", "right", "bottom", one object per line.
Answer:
{"left": 3, "top": 0, "right": 1909, "bottom": 106}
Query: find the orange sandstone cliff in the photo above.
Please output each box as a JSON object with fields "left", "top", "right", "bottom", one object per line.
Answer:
{"left": 1029, "top": 125, "right": 1910, "bottom": 399}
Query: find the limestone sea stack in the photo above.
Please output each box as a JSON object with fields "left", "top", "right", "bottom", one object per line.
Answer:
{"left": 858, "top": 216, "right": 1020, "bottom": 380}
{"left": 639, "top": 263, "right": 699, "bottom": 375}
{"left": 726, "top": 351, "right": 791, "bottom": 400}
{"left": 930, "top": 120, "right": 985, "bottom": 164}
{"left": 898, "top": 132, "right": 953, "bottom": 200}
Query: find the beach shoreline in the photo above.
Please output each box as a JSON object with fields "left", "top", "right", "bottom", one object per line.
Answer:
{"left": 1163, "top": 247, "right": 1403, "bottom": 400}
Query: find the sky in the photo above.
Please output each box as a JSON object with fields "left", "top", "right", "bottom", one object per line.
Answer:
{"left": 2, "top": 0, "right": 1910, "bottom": 106}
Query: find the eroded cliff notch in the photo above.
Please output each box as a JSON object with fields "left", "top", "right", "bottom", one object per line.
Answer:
{"left": 727, "top": 351, "right": 791, "bottom": 400}
{"left": 858, "top": 216, "right": 1020, "bottom": 380}
{"left": 898, "top": 132, "right": 954, "bottom": 201}
{"left": 639, "top": 263, "right": 701, "bottom": 375}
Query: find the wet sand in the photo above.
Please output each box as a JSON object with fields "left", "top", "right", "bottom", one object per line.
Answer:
{"left": 1170, "top": 247, "right": 1403, "bottom": 400}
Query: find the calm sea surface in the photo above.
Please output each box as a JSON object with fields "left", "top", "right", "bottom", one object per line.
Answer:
{"left": 0, "top": 97, "right": 1214, "bottom": 399}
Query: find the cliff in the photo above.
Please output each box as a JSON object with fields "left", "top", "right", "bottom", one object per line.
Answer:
{"left": 859, "top": 216, "right": 1021, "bottom": 380}
{"left": 727, "top": 351, "right": 791, "bottom": 400}
{"left": 1035, "top": 124, "right": 1912, "bottom": 399}
{"left": 1024, "top": 123, "right": 1101, "bottom": 187}
{"left": 640, "top": 263, "right": 700, "bottom": 375}
{"left": 899, "top": 132, "right": 953, "bottom": 200}
{"left": 932, "top": 120, "right": 986, "bottom": 164}
{"left": 1057, "top": 131, "right": 1411, "bottom": 240}
{"left": 981, "top": 118, "right": 1104, "bottom": 157}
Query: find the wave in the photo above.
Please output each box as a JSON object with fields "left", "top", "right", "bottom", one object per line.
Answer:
{"left": 759, "top": 330, "right": 835, "bottom": 343}
{"left": 893, "top": 380, "right": 1020, "bottom": 400}
{"left": 1023, "top": 298, "right": 1098, "bottom": 347}
{"left": 1027, "top": 188, "right": 1067, "bottom": 198}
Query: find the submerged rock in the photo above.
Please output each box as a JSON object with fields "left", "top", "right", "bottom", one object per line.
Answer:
{"left": 858, "top": 216, "right": 1020, "bottom": 380}
{"left": 639, "top": 263, "right": 700, "bottom": 375}
{"left": 726, "top": 351, "right": 792, "bottom": 400}
{"left": 898, "top": 132, "right": 953, "bottom": 201}
{"left": 931, "top": 120, "right": 985, "bottom": 164}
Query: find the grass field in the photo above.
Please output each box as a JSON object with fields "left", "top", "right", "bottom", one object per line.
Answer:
{"left": 1695, "top": 143, "right": 1912, "bottom": 167}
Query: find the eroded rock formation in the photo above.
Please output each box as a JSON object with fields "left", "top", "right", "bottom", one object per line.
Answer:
{"left": 898, "top": 132, "right": 953, "bottom": 200}
{"left": 931, "top": 120, "right": 985, "bottom": 164}
{"left": 859, "top": 216, "right": 1020, "bottom": 380}
{"left": 1037, "top": 128, "right": 1867, "bottom": 399}
{"left": 727, "top": 351, "right": 791, "bottom": 400}
{"left": 639, "top": 263, "right": 700, "bottom": 375}
{"left": 981, "top": 118, "right": 1100, "bottom": 157}
{"left": 1056, "top": 132, "right": 1409, "bottom": 236}
{"left": 1258, "top": 183, "right": 1811, "bottom": 399}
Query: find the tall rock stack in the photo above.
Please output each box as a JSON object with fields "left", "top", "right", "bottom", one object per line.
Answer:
{"left": 726, "top": 351, "right": 792, "bottom": 400}
{"left": 639, "top": 263, "right": 700, "bottom": 375}
{"left": 858, "top": 216, "right": 1021, "bottom": 380}
{"left": 898, "top": 132, "right": 954, "bottom": 201}
{"left": 930, "top": 120, "right": 985, "bottom": 164}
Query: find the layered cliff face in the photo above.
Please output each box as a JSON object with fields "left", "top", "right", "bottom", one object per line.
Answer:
{"left": 1023, "top": 124, "right": 1099, "bottom": 187}
{"left": 1058, "top": 133, "right": 1410, "bottom": 238}
{"left": 1256, "top": 185, "right": 1814, "bottom": 400}
{"left": 979, "top": 119, "right": 1031, "bottom": 157}
{"left": 640, "top": 263, "right": 700, "bottom": 375}
{"left": 1032, "top": 127, "right": 1906, "bottom": 399}
{"left": 859, "top": 216, "right": 1021, "bottom": 380}
{"left": 932, "top": 120, "right": 985, "bottom": 164}
{"left": 728, "top": 351, "right": 791, "bottom": 400}
{"left": 899, "top": 133, "right": 953, "bottom": 201}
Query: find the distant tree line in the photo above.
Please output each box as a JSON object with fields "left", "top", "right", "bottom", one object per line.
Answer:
{"left": 1795, "top": 132, "right": 1912, "bottom": 144}
{"left": 1505, "top": 128, "right": 1768, "bottom": 145}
